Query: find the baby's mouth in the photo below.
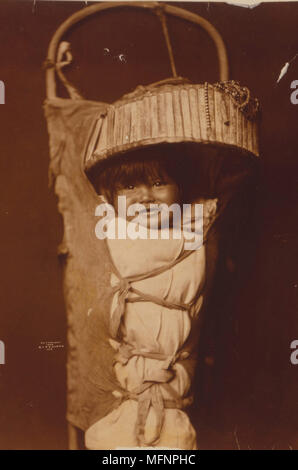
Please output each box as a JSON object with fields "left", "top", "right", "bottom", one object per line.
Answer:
{"left": 138, "top": 206, "right": 159, "bottom": 214}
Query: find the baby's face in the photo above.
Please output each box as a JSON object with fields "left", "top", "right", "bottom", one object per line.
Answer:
{"left": 113, "top": 177, "right": 180, "bottom": 224}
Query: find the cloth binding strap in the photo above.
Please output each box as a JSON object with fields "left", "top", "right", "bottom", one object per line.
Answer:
{"left": 107, "top": 244, "right": 203, "bottom": 446}
{"left": 109, "top": 247, "right": 200, "bottom": 339}
{"left": 111, "top": 346, "right": 193, "bottom": 447}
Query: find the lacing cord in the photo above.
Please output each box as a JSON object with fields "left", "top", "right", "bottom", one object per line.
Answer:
{"left": 111, "top": 346, "right": 193, "bottom": 446}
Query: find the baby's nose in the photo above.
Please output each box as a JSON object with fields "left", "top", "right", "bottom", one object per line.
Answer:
{"left": 139, "top": 185, "right": 154, "bottom": 203}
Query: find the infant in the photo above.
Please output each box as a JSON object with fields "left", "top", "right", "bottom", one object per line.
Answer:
{"left": 85, "top": 146, "right": 217, "bottom": 449}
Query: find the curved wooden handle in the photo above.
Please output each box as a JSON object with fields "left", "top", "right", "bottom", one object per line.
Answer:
{"left": 45, "top": 1, "right": 229, "bottom": 99}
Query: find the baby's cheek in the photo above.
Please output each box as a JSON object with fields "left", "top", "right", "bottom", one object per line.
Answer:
{"left": 162, "top": 186, "right": 181, "bottom": 205}
{"left": 113, "top": 191, "right": 130, "bottom": 213}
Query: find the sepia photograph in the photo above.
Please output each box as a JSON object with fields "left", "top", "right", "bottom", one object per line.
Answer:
{"left": 0, "top": 0, "right": 298, "bottom": 452}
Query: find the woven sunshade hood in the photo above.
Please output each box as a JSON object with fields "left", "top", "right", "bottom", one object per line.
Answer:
{"left": 84, "top": 77, "right": 259, "bottom": 171}
{"left": 44, "top": 1, "right": 260, "bottom": 174}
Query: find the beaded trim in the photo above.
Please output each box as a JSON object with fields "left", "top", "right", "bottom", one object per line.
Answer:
{"left": 213, "top": 80, "right": 259, "bottom": 121}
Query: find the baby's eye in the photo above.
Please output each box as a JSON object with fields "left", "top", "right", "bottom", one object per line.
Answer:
{"left": 125, "top": 184, "right": 135, "bottom": 190}
{"left": 153, "top": 180, "right": 165, "bottom": 187}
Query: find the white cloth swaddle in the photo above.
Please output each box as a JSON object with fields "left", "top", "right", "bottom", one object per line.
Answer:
{"left": 85, "top": 200, "right": 216, "bottom": 449}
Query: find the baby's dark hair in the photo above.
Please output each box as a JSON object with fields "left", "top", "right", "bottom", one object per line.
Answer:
{"left": 87, "top": 142, "right": 258, "bottom": 204}
{"left": 89, "top": 144, "right": 197, "bottom": 204}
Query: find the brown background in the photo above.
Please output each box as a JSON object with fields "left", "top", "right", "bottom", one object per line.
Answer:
{"left": 0, "top": 0, "right": 297, "bottom": 449}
